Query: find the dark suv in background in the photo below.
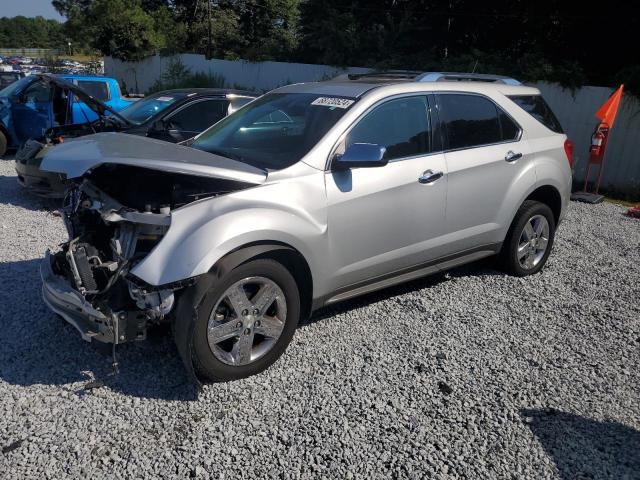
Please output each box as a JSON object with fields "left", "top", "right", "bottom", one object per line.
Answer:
{"left": 15, "top": 88, "right": 257, "bottom": 197}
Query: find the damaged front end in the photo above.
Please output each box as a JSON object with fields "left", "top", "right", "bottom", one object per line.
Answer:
{"left": 43, "top": 180, "right": 178, "bottom": 344}
{"left": 42, "top": 165, "right": 254, "bottom": 345}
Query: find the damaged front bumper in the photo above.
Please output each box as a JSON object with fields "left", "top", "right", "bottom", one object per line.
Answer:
{"left": 41, "top": 180, "right": 184, "bottom": 345}
{"left": 41, "top": 249, "right": 117, "bottom": 342}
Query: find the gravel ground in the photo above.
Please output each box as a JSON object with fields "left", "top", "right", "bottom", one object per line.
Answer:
{"left": 0, "top": 157, "right": 639, "bottom": 479}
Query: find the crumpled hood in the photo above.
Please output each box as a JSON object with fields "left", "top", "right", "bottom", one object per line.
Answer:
{"left": 39, "top": 132, "right": 267, "bottom": 184}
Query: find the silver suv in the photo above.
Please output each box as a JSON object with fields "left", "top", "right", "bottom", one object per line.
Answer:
{"left": 40, "top": 73, "right": 573, "bottom": 382}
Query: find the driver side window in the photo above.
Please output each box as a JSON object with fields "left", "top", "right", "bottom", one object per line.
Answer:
{"left": 23, "top": 82, "right": 51, "bottom": 103}
{"left": 346, "top": 96, "right": 431, "bottom": 161}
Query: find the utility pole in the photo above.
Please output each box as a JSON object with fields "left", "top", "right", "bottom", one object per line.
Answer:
{"left": 207, "top": 0, "right": 212, "bottom": 59}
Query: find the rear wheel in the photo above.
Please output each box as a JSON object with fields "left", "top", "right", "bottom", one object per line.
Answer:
{"left": 191, "top": 258, "right": 300, "bottom": 382}
{"left": 0, "top": 130, "right": 7, "bottom": 157}
{"left": 499, "top": 200, "right": 555, "bottom": 276}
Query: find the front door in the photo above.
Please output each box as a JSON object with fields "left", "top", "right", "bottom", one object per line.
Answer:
{"left": 12, "top": 79, "right": 52, "bottom": 142}
{"left": 325, "top": 95, "right": 448, "bottom": 290}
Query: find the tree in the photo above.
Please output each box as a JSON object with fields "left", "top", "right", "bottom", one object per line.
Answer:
{"left": 0, "top": 16, "right": 66, "bottom": 49}
{"left": 59, "top": 0, "right": 164, "bottom": 61}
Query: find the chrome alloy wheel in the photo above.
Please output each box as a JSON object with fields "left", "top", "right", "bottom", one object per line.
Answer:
{"left": 207, "top": 276, "right": 287, "bottom": 366}
{"left": 517, "top": 214, "right": 550, "bottom": 270}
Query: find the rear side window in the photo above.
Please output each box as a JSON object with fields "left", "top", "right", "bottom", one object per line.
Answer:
{"left": 167, "top": 99, "right": 228, "bottom": 133}
{"left": 508, "top": 95, "right": 564, "bottom": 133}
{"left": 438, "top": 94, "right": 503, "bottom": 150}
{"left": 438, "top": 94, "right": 521, "bottom": 150}
{"left": 77, "top": 80, "right": 110, "bottom": 102}
{"left": 347, "top": 95, "right": 431, "bottom": 161}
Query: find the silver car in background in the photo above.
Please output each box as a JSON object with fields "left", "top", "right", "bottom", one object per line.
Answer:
{"left": 39, "top": 72, "right": 573, "bottom": 382}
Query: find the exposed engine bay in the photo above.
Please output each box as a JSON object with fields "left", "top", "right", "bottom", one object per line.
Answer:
{"left": 47, "top": 166, "right": 255, "bottom": 345}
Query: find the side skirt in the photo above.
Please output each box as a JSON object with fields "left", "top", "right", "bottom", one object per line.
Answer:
{"left": 314, "top": 243, "right": 501, "bottom": 309}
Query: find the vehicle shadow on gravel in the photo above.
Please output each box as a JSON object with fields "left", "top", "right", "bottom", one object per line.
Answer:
{"left": 304, "top": 261, "right": 503, "bottom": 327}
{"left": 0, "top": 174, "right": 61, "bottom": 212}
{"left": 522, "top": 408, "right": 640, "bottom": 479}
{"left": 0, "top": 259, "right": 198, "bottom": 401}
{"left": 0, "top": 257, "right": 500, "bottom": 401}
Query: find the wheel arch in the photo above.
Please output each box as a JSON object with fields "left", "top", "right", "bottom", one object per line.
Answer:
{"left": 210, "top": 241, "right": 314, "bottom": 322}
{"left": 524, "top": 184, "right": 562, "bottom": 226}
{"left": 0, "top": 122, "right": 10, "bottom": 150}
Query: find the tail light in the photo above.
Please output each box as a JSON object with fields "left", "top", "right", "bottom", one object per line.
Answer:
{"left": 564, "top": 139, "right": 574, "bottom": 168}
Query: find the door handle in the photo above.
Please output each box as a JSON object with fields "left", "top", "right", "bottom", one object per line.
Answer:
{"left": 418, "top": 169, "right": 444, "bottom": 184}
{"left": 505, "top": 151, "right": 523, "bottom": 162}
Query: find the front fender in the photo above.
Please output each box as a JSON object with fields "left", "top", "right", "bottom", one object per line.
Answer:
{"left": 130, "top": 173, "right": 328, "bottom": 288}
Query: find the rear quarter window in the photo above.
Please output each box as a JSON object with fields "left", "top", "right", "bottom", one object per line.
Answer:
{"left": 77, "top": 80, "right": 110, "bottom": 102}
{"left": 508, "top": 95, "right": 564, "bottom": 133}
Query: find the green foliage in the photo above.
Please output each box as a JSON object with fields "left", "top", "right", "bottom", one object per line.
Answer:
{"left": 615, "top": 66, "right": 640, "bottom": 100}
{"left": 79, "top": 0, "right": 164, "bottom": 61}
{"left": 3, "top": 0, "right": 636, "bottom": 95}
{"left": 296, "top": 0, "right": 638, "bottom": 96}
{"left": 0, "top": 16, "right": 66, "bottom": 49}
{"left": 147, "top": 57, "right": 226, "bottom": 93}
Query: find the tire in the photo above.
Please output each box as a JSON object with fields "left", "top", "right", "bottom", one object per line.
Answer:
{"left": 191, "top": 258, "right": 300, "bottom": 382}
{"left": 0, "top": 130, "right": 7, "bottom": 157}
{"left": 499, "top": 200, "right": 556, "bottom": 277}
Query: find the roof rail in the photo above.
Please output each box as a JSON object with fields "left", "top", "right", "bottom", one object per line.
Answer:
{"left": 332, "top": 70, "right": 521, "bottom": 85}
{"left": 416, "top": 72, "right": 521, "bottom": 85}
{"left": 346, "top": 70, "right": 423, "bottom": 81}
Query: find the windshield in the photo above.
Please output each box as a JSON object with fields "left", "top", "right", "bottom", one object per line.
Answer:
{"left": 119, "top": 92, "right": 188, "bottom": 125}
{"left": 0, "top": 76, "right": 31, "bottom": 97}
{"left": 191, "top": 92, "right": 357, "bottom": 170}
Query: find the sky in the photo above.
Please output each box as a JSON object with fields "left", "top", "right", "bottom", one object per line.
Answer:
{"left": 2, "top": 0, "right": 65, "bottom": 21}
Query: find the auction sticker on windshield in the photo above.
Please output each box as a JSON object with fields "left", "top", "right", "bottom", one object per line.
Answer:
{"left": 311, "top": 97, "right": 355, "bottom": 109}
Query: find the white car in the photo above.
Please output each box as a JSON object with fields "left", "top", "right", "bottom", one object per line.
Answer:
{"left": 40, "top": 72, "right": 573, "bottom": 381}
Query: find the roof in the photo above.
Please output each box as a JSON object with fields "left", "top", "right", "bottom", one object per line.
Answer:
{"left": 274, "top": 81, "right": 383, "bottom": 98}
{"left": 150, "top": 88, "right": 258, "bottom": 98}
{"left": 56, "top": 74, "right": 119, "bottom": 82}
{"left": 274, "top": 80, "right": 539, "bottom": 98}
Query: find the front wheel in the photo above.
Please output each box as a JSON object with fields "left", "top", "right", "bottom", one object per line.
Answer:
{"left": 499, "top": 200, "right": 556, "bottom": 277}
{"left": 191, "top": 258, "right": 300, "bottom": 382}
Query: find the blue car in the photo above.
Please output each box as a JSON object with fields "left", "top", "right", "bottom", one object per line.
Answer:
{"left": 0, "top": 74, "right": 132, "bottom": 156}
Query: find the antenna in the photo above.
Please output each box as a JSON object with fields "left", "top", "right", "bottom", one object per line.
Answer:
{"left": 207, "top": 0, "right": 212, "bottom": 59}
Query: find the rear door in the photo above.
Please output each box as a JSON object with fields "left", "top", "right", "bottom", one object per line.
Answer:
{"left": 325, "top": 94, "right": 449, "bottom": 289}
{"left": 436, "top": 92, "right": 534, "bottom": 253}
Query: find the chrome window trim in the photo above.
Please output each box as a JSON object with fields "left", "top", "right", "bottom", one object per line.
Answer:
{"left": 326, "top": 92, "right": 436, "bottom": 171}
{"left": 434, "top": 91, "right": 523, "bottom": 153}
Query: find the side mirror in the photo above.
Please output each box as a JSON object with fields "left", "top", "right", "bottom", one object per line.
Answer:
{"left": 333, "top": 143, "right": 387, "bottom": 170}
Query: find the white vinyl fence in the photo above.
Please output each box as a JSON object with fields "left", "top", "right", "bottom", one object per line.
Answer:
{"left": 533, "top": 82, "right": 640, "bottom": 195}
{"left": 105, "top": 55, "right": 640, "bottom": 197}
